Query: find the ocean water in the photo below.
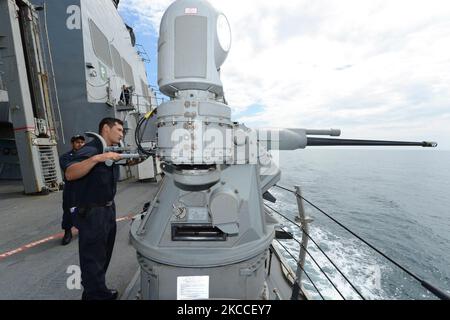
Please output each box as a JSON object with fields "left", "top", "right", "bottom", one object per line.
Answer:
{"left": 268, "top": 149, "right": 450, "bottom": 300}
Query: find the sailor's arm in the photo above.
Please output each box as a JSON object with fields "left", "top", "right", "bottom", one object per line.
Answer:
{"left": 65, "top": 152, "right": 122, "bottom": 181}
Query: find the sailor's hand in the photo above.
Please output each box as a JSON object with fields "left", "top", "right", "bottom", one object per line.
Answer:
{"left": 94, "top": 152, "right": 122, "bottom": 163}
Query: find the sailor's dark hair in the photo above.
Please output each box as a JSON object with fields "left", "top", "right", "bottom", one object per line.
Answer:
{"left": 98, "top": 118, "right": 124, "bottom": 134}
{"left": 70, "top": 135, "right": 85, "bottom": 143}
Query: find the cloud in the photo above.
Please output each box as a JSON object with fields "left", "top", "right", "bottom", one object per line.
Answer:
{"left": 119, "top": 0, "right": 450, "bottom": 148}
{"left": 119, "top": 0, "right": 172, "bottom": 34}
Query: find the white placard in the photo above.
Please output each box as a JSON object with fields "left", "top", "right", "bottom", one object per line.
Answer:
{"left": 177, "top": 276, "right": 209, "bottom": 300}
{"left": 188, "top": 207, "right": 208, "bottom": 221}
{"left": 185, "top": 7, "right": 198, "bottom": 15}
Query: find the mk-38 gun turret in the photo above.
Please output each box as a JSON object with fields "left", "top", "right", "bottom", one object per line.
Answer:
{"left": 130, "top": 0, "right": 437, "bottom": 300}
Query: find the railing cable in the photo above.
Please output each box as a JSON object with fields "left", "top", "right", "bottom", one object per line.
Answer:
{"left": 274, "top": 184, "right": 450, "bottom": 301}
{"left": 279, "top": 224, "right": 347, "bottom": 300}
{"left": 266, "top": 204, "right": 366, "bottom": 300}
{"left": 265, "top": 203, "right": 365, "bottom": 300}
{"left": 274, "top": 239, "right": 325, "bottom": 300}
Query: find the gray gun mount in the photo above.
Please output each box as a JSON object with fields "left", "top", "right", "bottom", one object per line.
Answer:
{"left": 130, "top": 0, "right": 437, "bottom": 300}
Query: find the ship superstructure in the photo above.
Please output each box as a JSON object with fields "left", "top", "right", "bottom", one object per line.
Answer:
{"left": 0, "top": 0, "right": 160, "bottom": 193}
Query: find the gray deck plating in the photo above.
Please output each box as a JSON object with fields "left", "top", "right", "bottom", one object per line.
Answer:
{"left": 0, "top": 179, "right": 160, "bottom": 300}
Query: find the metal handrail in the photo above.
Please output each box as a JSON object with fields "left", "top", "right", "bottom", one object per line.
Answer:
{"left": 271, "top": 184, "right": 450, "bottom": 301}
{"left": 274, "top": 238, "right": 325, "bottom": 300}
{"left": 272, "top": 211, "right": 350, "bottom": 300}
{"left": 266, "top": 202, "right": 366, "bottom": 300}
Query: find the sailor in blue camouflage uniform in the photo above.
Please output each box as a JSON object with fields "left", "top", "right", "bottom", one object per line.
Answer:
{"left": 59, "top": 135, "right": 85, "bottom": 245}
{"left": 64, "top": 118, "right": 124, "bottom": 300}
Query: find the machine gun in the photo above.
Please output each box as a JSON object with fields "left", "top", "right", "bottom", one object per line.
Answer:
{"left": 84, "top": 132, "right": 150, "bottom": 167}
{"left": 306, "top": 138, "right": 436, "bottom": 148}
{"left": 254, "top": 128, "right": 436, "bottom": 150}
{"left": 129, "top": 0, "right": 437, "bottom": 300}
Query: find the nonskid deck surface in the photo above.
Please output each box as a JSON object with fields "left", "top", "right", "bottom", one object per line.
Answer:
{"left": 0, "top": 179, "right": 160, "bottom": 300}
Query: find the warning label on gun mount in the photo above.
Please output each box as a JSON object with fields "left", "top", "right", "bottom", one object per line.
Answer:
{"left": 177, "top": 276, "right": 209, "bottom": 300}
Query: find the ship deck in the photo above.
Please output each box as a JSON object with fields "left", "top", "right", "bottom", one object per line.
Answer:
{"left": 0, "top": 179, "right": 160, "bottom": 300}
{"left": 0, "top": 178, "right": 301, "bottom": 300}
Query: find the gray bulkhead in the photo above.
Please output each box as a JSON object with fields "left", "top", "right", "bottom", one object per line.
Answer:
{"left": 0, "top": 0, "right": 157, "bottom": 182}
{"left": 37, "top": 0, "right": 154, "bottom": 149}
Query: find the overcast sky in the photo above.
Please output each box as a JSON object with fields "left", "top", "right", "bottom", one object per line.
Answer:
{"left": 119, "top": 0, "right": 450, "bottom": 149}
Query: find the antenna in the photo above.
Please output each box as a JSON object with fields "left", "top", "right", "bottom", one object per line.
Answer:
{"left": 135, "top": 44, "right": 151, "bottom": 63}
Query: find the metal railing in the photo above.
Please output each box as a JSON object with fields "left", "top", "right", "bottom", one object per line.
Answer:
{"left": 266, "top": 184, "right": 450, "bottom": 300}
{"left": 116, "top": 87, "right": 168, "bottom": 112}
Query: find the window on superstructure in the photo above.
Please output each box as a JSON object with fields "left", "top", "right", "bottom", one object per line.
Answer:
{"left": 122, "top": 58, "right": 135, "bottom": 87}
{"left": 89, "top": 19, "right": 113, "bottom": 68}
{"left": 110, "top": 45, "right": 124, "bottom": 78}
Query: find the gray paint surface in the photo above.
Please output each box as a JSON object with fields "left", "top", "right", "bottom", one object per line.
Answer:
{"left": 0, "top": 179, "right": 160, "bottom": 299}
{"left": 35, "top": 0, "right": 111, "bottom": 153}
{"left": 29, "top": 0, "right": 154, "bottom": 155}
{"left": 1, "top": 0, "right": 157, "bottom": 185}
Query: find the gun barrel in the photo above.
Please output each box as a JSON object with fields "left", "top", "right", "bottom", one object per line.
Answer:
{"left": 304, "top": 129, "right": 341, "bottom": 137}
{"left": 307, "top": 138, "right": 438, "bottom": 148}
